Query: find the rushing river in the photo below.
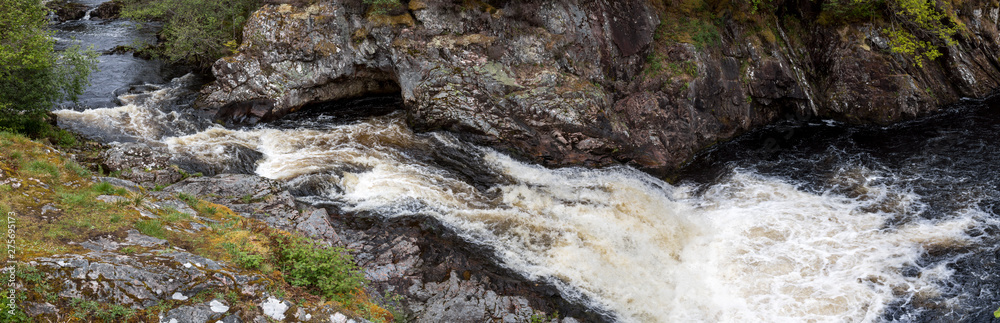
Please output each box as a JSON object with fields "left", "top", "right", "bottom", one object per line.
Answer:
{"left": 49, "top": 10, "right": 1000, "bottom": 323}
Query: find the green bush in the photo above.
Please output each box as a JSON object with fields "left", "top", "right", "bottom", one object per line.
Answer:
{"left": 275, "top": 236, "right": 365, "bottom": 303}
{"left": 222, "top": 242, "right": 265, "bottom": 269}
{"left": 0, "top": 0, "right": 98, "bottom": 135}
{"left": 121, "top": 0, "right": 262, "bottom": 67}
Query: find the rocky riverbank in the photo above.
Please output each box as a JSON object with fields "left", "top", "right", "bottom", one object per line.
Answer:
{"left": 198, "top": 0, "right": 1000, "bottom": 175}
{"left": 3, "top": 131, "right": 592, "bottom": 322}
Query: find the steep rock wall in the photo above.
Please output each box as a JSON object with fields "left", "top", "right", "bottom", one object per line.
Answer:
{"left": 198, "top": 0, "right": 1000, "bottom": 175}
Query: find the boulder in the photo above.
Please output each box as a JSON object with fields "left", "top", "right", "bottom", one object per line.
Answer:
{"left": 46, "top": 0, "right": 88, "bottom": 21}
{"left": 90, "top": 0, "right": 121, "bottom": 20}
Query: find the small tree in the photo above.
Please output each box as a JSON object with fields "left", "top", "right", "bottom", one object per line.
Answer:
{"left": 0, "top": 0, "right": 97, "bottom": 134}
{"left": 121, "top": 0, "right": 262, "bottom": 68}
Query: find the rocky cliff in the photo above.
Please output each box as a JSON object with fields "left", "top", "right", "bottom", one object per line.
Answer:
{"left": 198, "top": 0, "right": 1000, "bottom": 175}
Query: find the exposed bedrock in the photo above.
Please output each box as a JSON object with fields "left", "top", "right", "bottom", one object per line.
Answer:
{"left": 199, "top": 0, "right": 1000, "bottom": 175}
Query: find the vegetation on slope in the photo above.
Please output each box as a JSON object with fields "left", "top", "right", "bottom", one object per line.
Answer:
{"left": 646, "top": 0, "right": 965, "bottom": 69}
{"left": 0, "top": 132, "right": 398, "bottom": 322}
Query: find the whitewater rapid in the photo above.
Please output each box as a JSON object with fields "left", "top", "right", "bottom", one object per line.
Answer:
{"left": 53, "top": 77, "right": 990, "bottom": 322}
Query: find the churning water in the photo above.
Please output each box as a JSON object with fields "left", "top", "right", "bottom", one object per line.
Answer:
{"left": 54, "top": 72, "right": 1000, "bottom": 322}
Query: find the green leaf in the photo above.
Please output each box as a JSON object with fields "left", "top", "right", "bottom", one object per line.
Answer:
{"left": 994, "top": 306, "right": 1000, "bottom": 318}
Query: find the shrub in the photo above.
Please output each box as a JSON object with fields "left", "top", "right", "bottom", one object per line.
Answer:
{"left": 275, "top": 236, "right": 365, "bottom": 303}
{"left": 223, "top": 242, "right": 265, "bottom": 269}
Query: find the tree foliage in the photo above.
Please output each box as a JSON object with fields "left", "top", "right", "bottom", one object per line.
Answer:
{"left": 0, "top": 0, "right": 97, "bottom": 134}
{"left": 883, "top": 0, "right": 960, "bottom": 66}
{"left": 745, "top": 0, "right": 961, "bottom": 67}
{"left": 120, "top": 0, "right": 261, "bottom": 68}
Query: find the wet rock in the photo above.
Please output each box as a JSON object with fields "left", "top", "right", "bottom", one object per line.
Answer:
{"left": 158, "top": 172, "right": 590, "bottom": 321}
{"left": 90, "top": 0, "right": 122, "bottom": 20}
{"left": 46, "top": 0, "right": 89, "bottom": 22}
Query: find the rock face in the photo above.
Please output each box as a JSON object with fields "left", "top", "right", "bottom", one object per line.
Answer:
{"left": 199, "top": 0, "right": 1000, "bottom": 174}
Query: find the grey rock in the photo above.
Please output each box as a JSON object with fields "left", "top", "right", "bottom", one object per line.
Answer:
{"left": 161, "top": 304, "right": 224, "bottom": 323}
{"left": 155, "top": 199, "right": 198, "bottom": 216}
{"left": 126, "top": 229, "right": 168, "bottom": 247}
{"left": 33, "top": 249, "right": 267, "bottom": 309}
{"left": 101, "top": 142, "right": 172, "bottom": 172}
{"left": 259, "top": 297, "right": 290, "bottom": 320}
{"left": 23, "top": 302, "right": 58, "bottom": 316}
{"left": 218, "top": 315, "right": 243, "bottom": 323}
{"left": 295, "top": 208, "right": 340, "bottom": 243}
{"left": 96, "top": 195, "right": 129, "bottom": 204}
{"left": 41, "top": 204, "right": 60, "bottom": 215}
{"left": 164, "top": 174, "right": 299, "bottom": 226}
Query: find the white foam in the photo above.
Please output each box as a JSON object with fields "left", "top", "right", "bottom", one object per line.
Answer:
{"left": 53, "top": 74, "right": 203, "bottom": 141}
{"left": 159, "top": 114, "right": 979, "bottom": 322}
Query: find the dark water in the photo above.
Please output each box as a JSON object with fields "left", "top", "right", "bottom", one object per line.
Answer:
{"left": 51, "top": 1, "right": 191, "bottom": 109}
{"left": 679, "top": 95, "right": 1000, "bottom": 322}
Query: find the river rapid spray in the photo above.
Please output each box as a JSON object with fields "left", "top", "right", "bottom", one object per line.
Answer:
{"left": 53, "top": 76, "right": 997, "bottom": 322}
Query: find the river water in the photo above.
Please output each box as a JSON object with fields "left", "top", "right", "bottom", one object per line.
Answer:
{"left": 49, "top": 9, "right": 1000, "bottom": 323}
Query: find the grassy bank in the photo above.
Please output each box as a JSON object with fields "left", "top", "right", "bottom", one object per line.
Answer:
{"left": 0, "top": 131, "right": 397, "bottom": 322}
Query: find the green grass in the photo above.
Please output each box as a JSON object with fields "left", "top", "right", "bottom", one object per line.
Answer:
{"left": 70, "top": 298, "right": 136, "bottom": 321}
{"left": 161, "top": 207, "right": 190, "bottom": 223}
{"left": 63, "top": 161, "right": 91, "bottom": 177}
{"left": 24, "top": 160, "right": 59, "bottom": 180}
{"left": 58, "top": 189, "right": 96, "bottom": 207}
{"left": 92, "top": 181, "right": 128, "bottom": 195}
{"left": 136, "top": 219, "right": 166, "bottom": 239}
